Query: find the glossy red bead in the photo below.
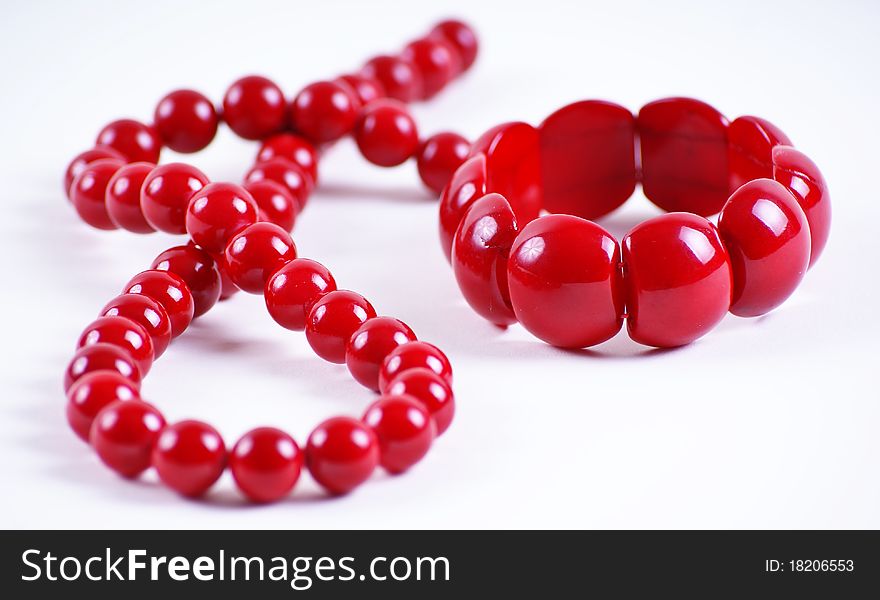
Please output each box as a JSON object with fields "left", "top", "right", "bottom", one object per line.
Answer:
{"left": 64, "top": 343, "right": 142, "bottom": 392}
{"left": 216, "top": 258, "right": 240, "bottom": 302}
{"left": 77, "top": 316, "right": 154, "bottom": 376}
{"left": 378, "top": 341, "right": 453, "bottom": 393}
{"left": 154, "top": 89, "right": 219, "bottom": 153}
{"left": 430, "top": 20, "right": 478, "bottom": 71}
{"left": 638, "top": 97, "right": 730, "bottom": 216}
{"left": 151, "top": 244, "right": 221, "bottom": 318}
{"left": 140, "top": 162, "right": 209, "bottom": 234}
{"left": 96, "top": 119, "right": 161, "bottom": 163}
{"left": 305, "top": 290, "right": 376, "bottom": 363}
{"left": 728, "top": 116, "right": 791, "bottom": 191}
{"left": 336, "top": 73, "right": 385, "bottom": 106}
{"left": 361, "top": 55, "right": 423, "bottom": 103}
{"left": 354, "top": 100, "right": 419, "bottom": 167}
{"left": 417, "top": 132, "right": 470, "bottom": 195}
{"left": 105, "top": 162, "right": 155, "bottom": 233}
{"left": 70, "top": 158, "right": 124, "bottom": 230}
{"left": 256, "top": 133, "right": 318, "bottom": 185}
{"left": 66, "top": 371, "right": 140, "bottom": 442}
{"left": 363, "top": 395, "right": 434, "bottom": 474}
{"left": 452, "top": 193, "right": 518, "bottom": 326}
{"left": 222, "top": 75, "right": 286, "bottom": 141}
{"left": 306, "top": 417, "right": 379, "bottom": 495}
{"left": 244, "top": 158, "right": 310, "bottom": 211}
{"left": 223, "top": 222, "right": 297, "bottom": 294}
{"left": 265, "top": 258, "right": 337, "bottom": 331}
{"left": 346, "top": 317, "right": 417, "bottom": 391}
{"left": 230, "top": 427, "right": 303, "bottom": 503}
{"left": 717, "top": 179, "right": 811, "bottom": 317}
{"left": 402, "top": 38, "right": 456, "bottom": 99}
{"left": 439, "top": 154, "right": 487, "bottom": 261}
{"left": 623, "top": 213, "right": 733, "bottom": 347}
{"left": 153, "top": 420, "right": 226, "bottom": 498}
{"left": 185, "top": 182, "right": 259, "bottom": 253}
{"left": 64, "top": 146, "right": 125, "bottom": 199}
{"left": 243, "top": 180, "right": 297, "bottom": 232}
{"left": 124, "top": 270, "right": 195, "bottom": 338}
{"left": 289, "top": 80, "right": 359, "bottom": 144}
{"left": 386, "top": 368, "right": 454, "bottom": 436}
{"left": 771, "top": 146, "right": 831, "bottom": 267}
{"left": 101, "top": 293, "right": 172, "bottom": 357}
{"left": 91, "top": 399, "right": 165, "bottom": 478}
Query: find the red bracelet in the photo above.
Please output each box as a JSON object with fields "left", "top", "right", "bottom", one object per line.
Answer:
{"left": 436, "top": 98, "right": 831, "bottom": 349}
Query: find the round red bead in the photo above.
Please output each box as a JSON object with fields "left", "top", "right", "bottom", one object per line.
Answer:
{"left": 265, "top": 258, "right": 336, "bottom": 331}
{"left": 305, "top": 290, "right": 377, "bottom": 363}
{"left": 379, "top": 341, "right": 453, "bottom": 393}
{"left": 230, "top": 427, "right": 303, "bottom": 503}
{"left": 91, "top": 399, "right": 165, "bottom": 478}
{"left": 386, "top": 368, "right": 455, "bottom": 436}
{"left": 222, "top": 75, "right": 286, "bottom": 141}
{"left": 101, "top": 293, "right": 173, "bottom": 358}
{"left": 151, "top": 245, "right": 221, "bottom": 318}
{"left": 153, "top": 420, "right": 226, "bottom": 498}
{"left": 215, "top": 253, "right": 240, "bottom": 302}
{"left": 306, "top": 417, "right": 379, "bottom": 495}
{"left": 256, "top": 133, "right": 318, "bottom": 185}
{"left": 185, "top": 182, "right": 259, "bottom": 253}
{"left": 70, "top": 158, "right": 125, "bottom": 230}
{"left": 289, "top": 80, "right": 358, "bottom": 144}
{"left": 154, "top": 89, "right": 219, "bottom": 153}
{"left": 346, "top": 317, "right": 417, "bottom": 391}
{"left": 243, "top": 180, "right": 297, "bottom": 232}
{"left": 64, "top": 343, "right": 142, "bottom": 392}
{"left": 354, "top": 100, "right": 419, "bottom": 167}
{"left": 77, "top": 316, "right": 154, "bottom": 377}
{"left": 64, "top": 146, "right": 125, "bottom": 199}
{"left": 402, "top": 38, "right": 456, "bottom": 99}
{"left": 430, "top": 20, "right": 479, "bottom": 71}
{"left": 361, "top": 55, "right": 423, "bottom": 103}
{"left": 417, "top": 132, "right": 470, "bottom": 195}
{"left": 66, "top": 371, "right": 140, "bottom": 442}
{"left": 140, "top": 162, "right": 209, "bottom": 234}
{"left": 96, "top": 119, "right": 161, "bottom": 163}
{"left": 336, "top": 73, "right": 385, "bottom": 107}
{"left": 224, "top": 222, "right": 297, "bottom": 294}
{"left": 363, "top": 395, "right": 434, "bottom": 474}
{"left": 438, "top": 154, "right": 488, "bottom": 261}
{"left": 105, "top": 162, "right": 155, "bottom": 233}
{"left": 124, "top": 270, "right": 195, "bottom": 338}
{"left": 244, "top": 158, "right": 310, "bottom": 212}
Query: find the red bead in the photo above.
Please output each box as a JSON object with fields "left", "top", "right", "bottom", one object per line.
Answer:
{"left": 265, "top": 258, "right": 337, "bottom": 331}
{"left": 66, "top": 371, "right": 140, "bottom": 442}
{"left": 96, "top": 119, "right": 161, "bottom": 163}
{"left": 430, "top": 20, "right": 479, "bottom": 71}
{"left": 77, "top": 316, "right": 154, "bottom": 376}
{"left": 305, "top": 290, "right": 376, "bottom": 363}
{"left": 222, "top": 75, "right": 286, "bottom": 141}
{"left": 154, "top": 89, "right": 219, "bottom": 153}
{"left": 64, "top": 146, "right": 125, "bottom": 199}
{"left": 124, "top": 270, "right": 195, "bottom": 338}
{"left": 623, "top": 213, "right": 733, "bottom": 347}
{"left": 64, "top": 343, "right": 142, "bottom": 392}
{"left": 289, "top": 80, "right": 358, "bottom": 144}
{"left": 361, "top": 55, "right": 423, "bottom": 103}
{"left": 70, "top": 158, "right": 125, "bottom": 230}
{"left": 717, "top": 179, "right": 811, "bottom": 317}
{"left": 224, "top": 222, "right": 297, "bottom": 294}
{"left": 256, "top": 133, "right": 318, "bottom": 185}
{"left": 386, "top": 368, "right": 455, "bottom": 436}
{"left": 151, "top": 245, "right": 221, "bottom": 318}
{"left": 216, "top": 258, "right": 240, "bottom": 302}
{"left": 508, "top": 214, "right": 625, "bottom": 348}
{"left": 230, "top": 427, "right": 303, "bottom": 503}
{"left": 105, "top": 162, "right": 155, "bottom": 233}
{"left": 439, "top": 154, "right": 487, "bottom": 261}
{"left": 91, "top": 399, "right": 165, "bottom": 478}
{"left": 378, "top": 341, "right": 453, "bottom": 392}
{"left": 354, "top": 100, "right": 419, "bottom": 167}
{"left": 363, "top": 395, "right": 434, "bottom": 474}
{"left": 771, "top": 146, "right": 831, "bottom": 267}
{"left": 101, "top": 293, "right": 173, "bottom": 357}
{"left": 638, "top": 97, "right": 730, "bottom": 216}
{"left": 728, "top": 116, "right": 791, "bottom": 191}
{"left": 336, "top": 73, "right": 385, "bottom": 106}
{"left": 346, "top": 317, "right": 417, "bottom": 391}
{"left": 185, "top": 182, "right": 259, "bottom": 253}
{"left": 153, "top": 420, "right": 226, "bottom": 498}
{"left": 306, "top": 417, "right": 379, "bottom": 495}
{"left": 244, "top": 158, "right": 310, "bottom": 212}
{"left": 402, "top": 38, "right": 456, "bottom": 99}
{"left": 417, "top": 132, "right": 469, "bottom": 195}
{"left": 243, "top": 180, "right": 297, "bottom": 232}
{"left": 539, "top": 100, "right": 637, "bottom": 220}
{"left": 140, "top": 163, "right": 209, "bottom": 234}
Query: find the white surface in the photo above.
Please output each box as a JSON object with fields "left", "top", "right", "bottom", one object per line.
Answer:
{"left": 1, "top": 0, "right": 878, "bottom": 529}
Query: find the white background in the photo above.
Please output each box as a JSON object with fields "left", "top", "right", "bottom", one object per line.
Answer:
{"left": 1, "top": 0, "right": 878, "bottom": 529}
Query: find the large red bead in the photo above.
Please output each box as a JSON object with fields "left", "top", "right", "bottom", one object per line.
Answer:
{"left": 140, "top": 163, "right": 209, "bottom": 234}
{"left": 154, "top": 89, "right": 219, "bottom": 153}
{"left": 430, "top": 20, "right": 479, "bottom": 71}
{"left": 243, "top": 180, "right": 297, "bottom": 232}
{"left": 452, "top": 193, "right": 518, "bottom": 326}
{"left": 385, "top": 368, "right": 455, "bottom": 435}
{"left": 346, "top": 317, "right": 417, "bottom": 391}
{"left": 439, "top": 154, "right": 487, "bottom": 261}
{"left": 151, "top": 244, "right": 221, "bottom": 318}
{"left": 64, "top": 146, "right": 125, "bottom": 199}
{"left": 256, "top": 133, "right": 319, "bottom": 185}
{"left": 728, "top": 116, "right": 791, "bottom": 191}
{"left": 361, "top": 55, "right": 423, "bottom": 103}
{"left": 265, "top": 258, "right": 337, "bottom": 331}
{"left": 91, "top": 399, "right": 165, "bottom": 478}
{"left": 305, "top": 290, "right": 377, "bottom": 363}
{"left": 224, "top": 222, "right": 296, "bottom": 294}
{"left": 101, "top": 293, "right": 172, "bottom": 357}
{"left": 717, "top": 179, "right": 810, "bottom": 317}
{"left": 153, "top": 420, "right": 226, "bottom": 498}
{"left": 215, "top": 254, "right": 241, "bottom": 302}
{"left": 402, "top": 38, "right": 456, "bottom": 99}
{"left": 623, "top": 213, "right": 733, "bottom": 347}
{"left": 417, "top": 132, "right": 470, "bottom": 195}
{"left": 96, "top": 119, "right": 161, "bottom": 163}
{"left": 66, "top": 371, "right": 140, "bottom": 442}
{"left": 222, "top": 75, "right": 286, "bottom": 140}
{"left": 244, "top": 157, "right": 310, "bottom": 212}
{"left": 185, "top": 182, "right": 259, "bottom": 253}
{"left": 539, "top": 100, "right": 636, "bottom": 220}
{"left": 363, "top": 395, "right": 434, "bottom": 474}
{"left": 124, "top": 270, "right": 195, "bottom": 338}
{"left": 378, "top": 341, "right": 452, "bottom": 392}
{"left": 64, "top": 343, "right": 142, "bottom": 392}
{"left": 335, "top": 73, "right": 385, "bottom": 106}
{"left": 70, "top": 158, "right": 124, "bottom": 230}
{"left": 771, "top": 146, "right": 831, "bottom": 267}
{"left": 354, "top": 100, "right": 419, "bottom": 167}
{"left": 306, "top": 417, "right": 379, "bottom": 495}
{"left": 77, "top": 316, "right": 154, "bottom": 376}
{"left": 289, "top": 80, "right": 358, "bottom": 144}
{"left": 105, "top": 162, "right": 155, "bottom": 233}
{"left": 638, "top": 97, "right": 730, "bottom": 216}
{"left": 230, "top": 427, "right": 303, "bottom": 503}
